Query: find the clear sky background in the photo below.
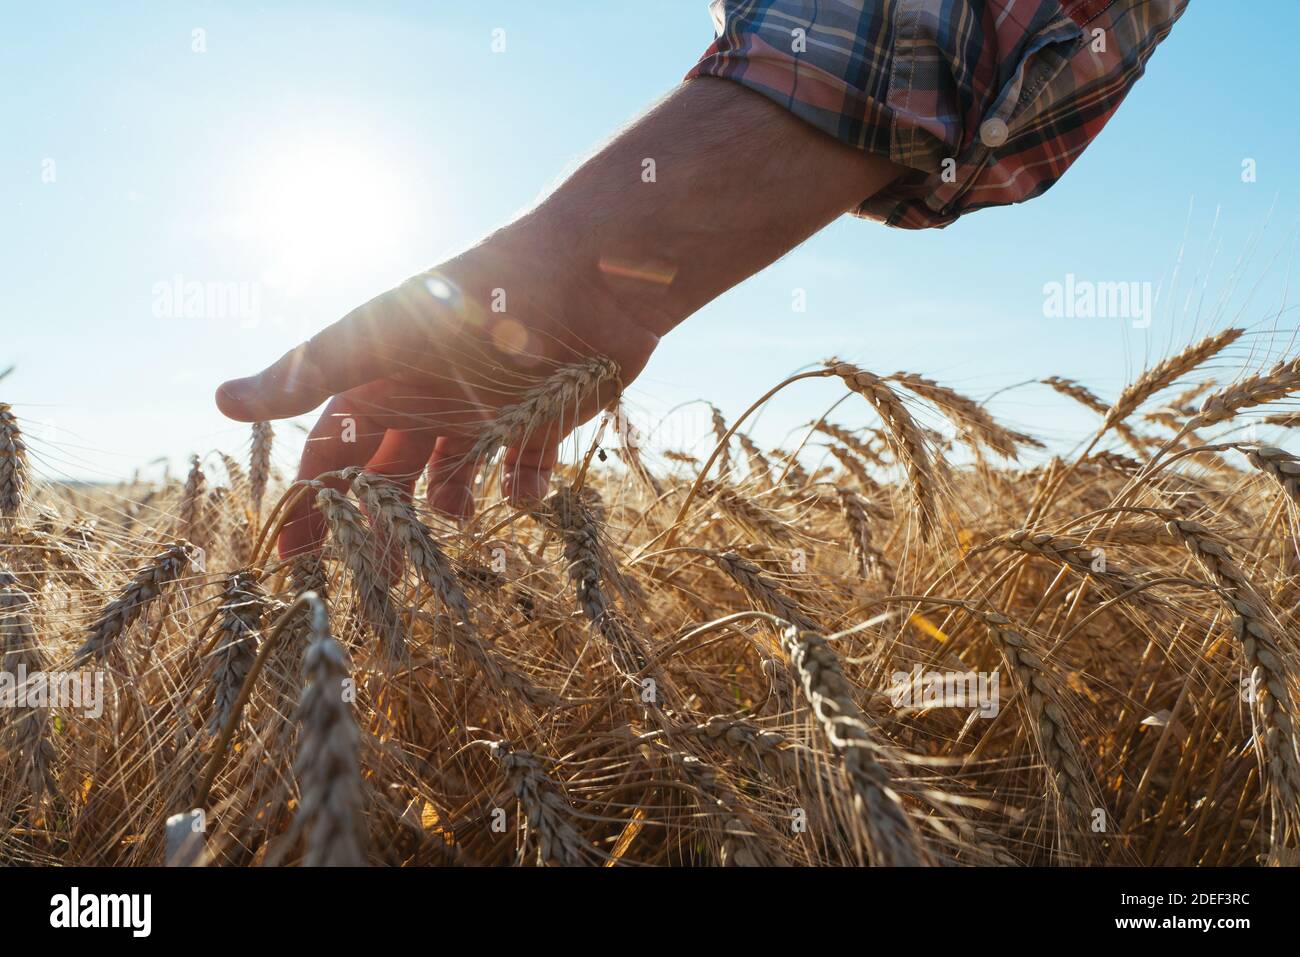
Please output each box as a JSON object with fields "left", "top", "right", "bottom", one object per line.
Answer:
{"left": 2, "top": 1, "right": 1297, "bottom": 484}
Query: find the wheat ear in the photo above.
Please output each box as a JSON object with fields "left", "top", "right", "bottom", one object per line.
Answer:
{"left": 0, "top": 403, "right": 29, "bottom": 524}
{"left": 1245, "top": 446, "right": 1300, "bottom": 506}
{"left": 781, "top": 625, "right": 928, "bottom": 866}
{"left": 644, "top": 715, "right": 801, "bottom": 776}
{"left": 707, "top": 550, "right": 820, "bottom": 632}
{"left": 249, "top": 421, "right": 274, "bottom": 518}
{"left": 829, "top": 360, "right": 941, "bottom": 538}
{"left": 490, "top": 742, "right": 592, "bottom": 866}
{"left": 544, "top": 486, "right": 650, "bottom": 680}
{"left": 1103, "top": 328, "right": 1244, "bottom": 433}
{"left": 295, "top": 594, "right": 367, "bottom": 866}
{"left": 811, "top": 420, "right": 883, "bottom": 465}
{"left": 74, "top": 544, "right": 192, "bottom": 664}
{"left": 1041, "top": 377, "right": 1109, "bottom": 416}
{"left": 470, "top": 357, "right": 618, "bottom": 464}
{"left": 736, "top": 431, "right": 773, "bottom": 483}
{"left": 1163, "top": 517, "right": 1300, "bottom": 856}
{"left": 974, "top": 608, "right": 1098, "bottom": 853}
{"left": 648, "top": 743, "right": 783, "bottom": 866}
{"left": 699, "top": 480, "right": 793, "bottom": 545}
{"left": 353, "top": 473, "right": 553, "bottom": 705}
{"left": 889, "top": 372, "right": 1040, "bottom": 458}
{"left": 315, "top": 488, "right": 407, "bottom": 663}
{"left": 1193, "top": 356, "right": 1300, "bottom": 427}
{"left": 178, "top": 455, "right": 206, "bottom": 547}
{"left": 708, "top": 403, "right": 732, "bottom": 477}
{"left": 1, "top": 573, "right": 56, "bottom": 799}
{"left": 206, "top": 570, "right": 265, "bottom": 736}
{"left": 836, "top": 488, "right": 893, "bottom": 583}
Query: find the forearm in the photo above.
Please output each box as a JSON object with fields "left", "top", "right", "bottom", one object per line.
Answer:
{"left": 455, "top": 78, "right": 904, "bottom": 339}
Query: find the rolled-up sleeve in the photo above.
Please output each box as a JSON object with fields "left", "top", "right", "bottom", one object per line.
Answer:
{"left": 686, "top": 0, "right": 1188, "bottom": 229}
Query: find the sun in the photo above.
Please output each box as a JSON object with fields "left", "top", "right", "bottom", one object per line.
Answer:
{"left": 233, "top": 139, "right": 412, "bottom": 294}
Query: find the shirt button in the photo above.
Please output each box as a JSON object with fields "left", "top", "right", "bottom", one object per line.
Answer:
{"left": 979, "top": 117, "right": 1009, "bottom": 148}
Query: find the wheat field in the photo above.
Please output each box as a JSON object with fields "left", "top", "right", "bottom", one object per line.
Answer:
{"left": 3, "top": 331, "right": 1300, "bottom": 867}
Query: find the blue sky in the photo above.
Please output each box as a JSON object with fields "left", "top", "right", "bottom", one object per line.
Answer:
{"left": 2, "top": 1, "right": 1297, "bottom": 483}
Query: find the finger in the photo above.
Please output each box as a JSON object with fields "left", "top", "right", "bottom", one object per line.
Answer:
{"left": 365, "top": 427, "right": 439, "bottom": 500}
{"left": 217, "top": 280, "right": 448, "bottom": 422}
{"left": 278, "top": 396, "right": 387, "bottom": 558}
{"left": 425, "top": 436, "right": 479, "bottom": 521}
{"left": 502, "top": 441, "right": 559, "bottom": 505}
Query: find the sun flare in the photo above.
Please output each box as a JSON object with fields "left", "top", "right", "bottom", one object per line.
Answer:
{"left": 228, "top": 140, "right": 412, "bottom": 293}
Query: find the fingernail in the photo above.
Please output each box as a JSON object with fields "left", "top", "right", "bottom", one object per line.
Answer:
{"left": 215, "top": 379, "right": 256, "bottom": 420}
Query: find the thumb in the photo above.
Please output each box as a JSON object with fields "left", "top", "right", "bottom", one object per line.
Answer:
{"left": 216, "top": 279, "right": 447, "bottom": 422}
{"left": 216, "top": 344, "right": 333, "bottom": 421}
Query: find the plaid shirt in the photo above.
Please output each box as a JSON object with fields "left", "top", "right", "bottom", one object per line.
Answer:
{"left": 687, "top": 0, "right": 1188, "bottom": 228}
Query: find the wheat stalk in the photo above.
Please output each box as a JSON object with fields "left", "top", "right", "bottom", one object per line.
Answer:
{"left": 249, "top": 421, "right": 274, "bottom": 518}
{"left": 489, "top": 742, "right": 592, "bottom": 866}
{"left": 1, "top": 572, "right": 56, "bottom": 799}
{"left": 294, "top": 594, "right": 367, "bottom": 867}
{"left": 0, "top": 403, "right": 28, "bottom": 525}
{"left": 316, "top": 488, "right": 407, "bottom": 663}
{"left": 829, "top": 360, "right": 942, "bottom": 538}
{"left": 780, "top": 625, "right": 928, "bottom": 866}
{"left": 470, "top": 357, "right": 618, "bottom": 464}
{"left": 205, "top": 570, "right": 265, "bottom": 736}
{"left": 889, "top": 372, "right": 1040, "bottom": 458}
{"left": 1103, "top": 328, "right": 1244, "bottom": 434}
{"left": 74, "top": 544, "right": 192, "bottom": 664}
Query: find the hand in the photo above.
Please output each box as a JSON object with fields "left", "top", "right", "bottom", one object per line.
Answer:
{"left": 216, "top": 227, "right": 661, "bottom": 556}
